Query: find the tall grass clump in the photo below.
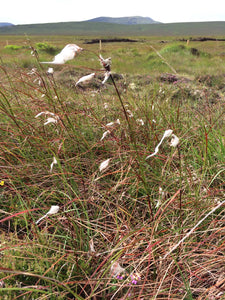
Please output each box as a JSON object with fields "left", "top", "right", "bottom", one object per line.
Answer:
{"left": 0, "top": 38, "right": 224, "bottom": 299}
{"left": 4, "top": 45, "right": 24, "bottom": 51}
{"left": 35, "top": 42, "right": 59, "bottom": 55}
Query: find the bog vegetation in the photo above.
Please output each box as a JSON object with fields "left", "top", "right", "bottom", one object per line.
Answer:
{"left": 0, "top": 21, "right": 225, "bottom": 36}
{"left": 0, "top": 35, "right": 225, "bottom": 299}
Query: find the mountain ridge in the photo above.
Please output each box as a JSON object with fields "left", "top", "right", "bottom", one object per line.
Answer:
{"left": 85, "top": 16, "right": 160, "bottom": 24}
{"left": 0, "top": 22, "right": 14, "bottom": 27}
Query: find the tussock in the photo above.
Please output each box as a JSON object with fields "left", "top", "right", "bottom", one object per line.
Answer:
{"left": 0, "top": 37, "right": 224, "bottom": 300}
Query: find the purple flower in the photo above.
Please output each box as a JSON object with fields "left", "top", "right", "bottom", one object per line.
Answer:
{"left": 131, "top": 280, "right": 137, "bottom": 285}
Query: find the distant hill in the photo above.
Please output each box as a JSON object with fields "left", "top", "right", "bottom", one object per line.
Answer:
{"left": 86, "top": 16, "right": 160, "bottom": 25}
{"left": 0, "top": 22, "right": 14, "bottom": 27}
{"left": 0, "top": 20, "right": 224, "bottom": 36}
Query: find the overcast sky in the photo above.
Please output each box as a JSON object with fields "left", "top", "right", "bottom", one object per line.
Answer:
{"left": 1, "top": 0, "right": 224, "bottom": 25}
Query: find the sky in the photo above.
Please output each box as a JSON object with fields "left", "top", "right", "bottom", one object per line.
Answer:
{"left": 1, "top": 0, "right": 224, "bottom": 25}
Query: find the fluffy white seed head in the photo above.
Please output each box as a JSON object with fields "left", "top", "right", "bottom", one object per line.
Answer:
{"left": 47, "top": 205, "right": 60, "bottom": 215}
{"left": 99, "top": 54, "right": 112, "bottom": 71}
{"left": 136, "top": 118, "right": 144, "bottom": 126}
{"left": 146, "top": 129, "right": 173, "bottom": 159}
{"left": 76, "top": 73, "right": 96, "bottom": 86}
{"left": 41, "top": 44, "right": 83, "bottom": 64}
{"left": 105, "top": 119, "right": 120, "bottom": 127}
{"left": 47, "top": 67, "right": 54, "bottom": 74}
{"left": 44, "top": 117, "right": 58, "bottom": 126}
{"left": 163, "top": 129, "right": 173, "bottom": 138}
{"left": 170, "top": 134, "right": 179, "bottom": 147}
{"left": 110, "top": 262, "right": 125, "bottom": 277}
{"left": 100, "top": 130, "right": 110, "bottom": 141}
{"left": 35, "top": 111, "right": 56, "bottom": 118}
{"left": 99, "top": 158, "right": 110, "bottom": 172}
{"left": 50, "top": 156, "right": 57, "bottom": 173}
{"left": 35, "top": 205, "right": 60, "bottom": 224}
{"left": 102, "top": 71, "right": 111, "bottom": 84}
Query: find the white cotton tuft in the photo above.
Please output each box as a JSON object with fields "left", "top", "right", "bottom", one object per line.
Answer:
{"left": 47, "top": 67, "right": 54, "bottom": 74}
{"left": 100, "top": 130, "right": 110, "bottom": 141}
{"left": 99, "top": 54, "right": 111, "bottom": 70}
{"left": 35, "top": 111, "right": 56, "bottom": 118}
{"left": 110, "top": 262, "right": 125, "bottom": 277}
{"left": 136, "top": 118, "right": 144, "bottom": 126}
{"left": 35, "top": 111, "right": 59, "bottom": 126}
{"left": 89, "top": 239, "right": 96, "bottom": 253}
{"left": 105, "top": 119, "right": 120, "bottom": 127}
{"left": 170, "top": 134, "right": 179, "bottom": 147}
{"left": 41, "top": 44, "right": 83, "bottom": 64}
{"left": 44, "top": 117, "right": 58, "bottom": 126}
{"left": 35, "top": 205, "right": 60, "bottom": 224}
{"left": 99, "top": 158, "right": 110, "bottom": 172}
{"left": 47, "top": 205, "right": 60, "bottom": 215}
{"left": 50, "top": 156, "right": 57, "bottom": 173}
{"left": 163, "top": 129, "right": 173, "bottom": 138}
{"left": 126, "top": 109, "right": 134, "bottom": 118}
{"left": 76, "top": 73, "right": 96, "bottom": 86}
{"left": 102, "top": 71, "right": 111, "bottom": 84}
{"left": 146, "top": 129, "right": 173, "bottom": 159}
{"left": 105, "top": 121, "right": 114, "bottom": 127}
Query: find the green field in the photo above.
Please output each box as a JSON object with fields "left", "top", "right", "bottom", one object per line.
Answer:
{"left": 0, "top": 35, "right": 225, "bottom": 299}
{"left": 0, "top": 21, "right": 225, "bottom": 36}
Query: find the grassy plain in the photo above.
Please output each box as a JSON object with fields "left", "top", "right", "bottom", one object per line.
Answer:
{"left": 0, "top": 21, "right": 225, "bottom": 36}
{"left": 0, "top": 35, "right": 225, "bottom": 299}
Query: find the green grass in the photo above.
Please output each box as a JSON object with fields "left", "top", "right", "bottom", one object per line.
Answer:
{"left": 0, "top": 36, "right": 225, "bottom": 299}
{"left": 0, "top": 21, "right": 225, "bottom": 36}
{"left": 4, "top": 44, "right": 24, "bottom": 51}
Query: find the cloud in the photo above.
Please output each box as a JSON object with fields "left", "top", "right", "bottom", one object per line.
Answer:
{"left": 1, "top": 0, "right": 224, "bottom": 25}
